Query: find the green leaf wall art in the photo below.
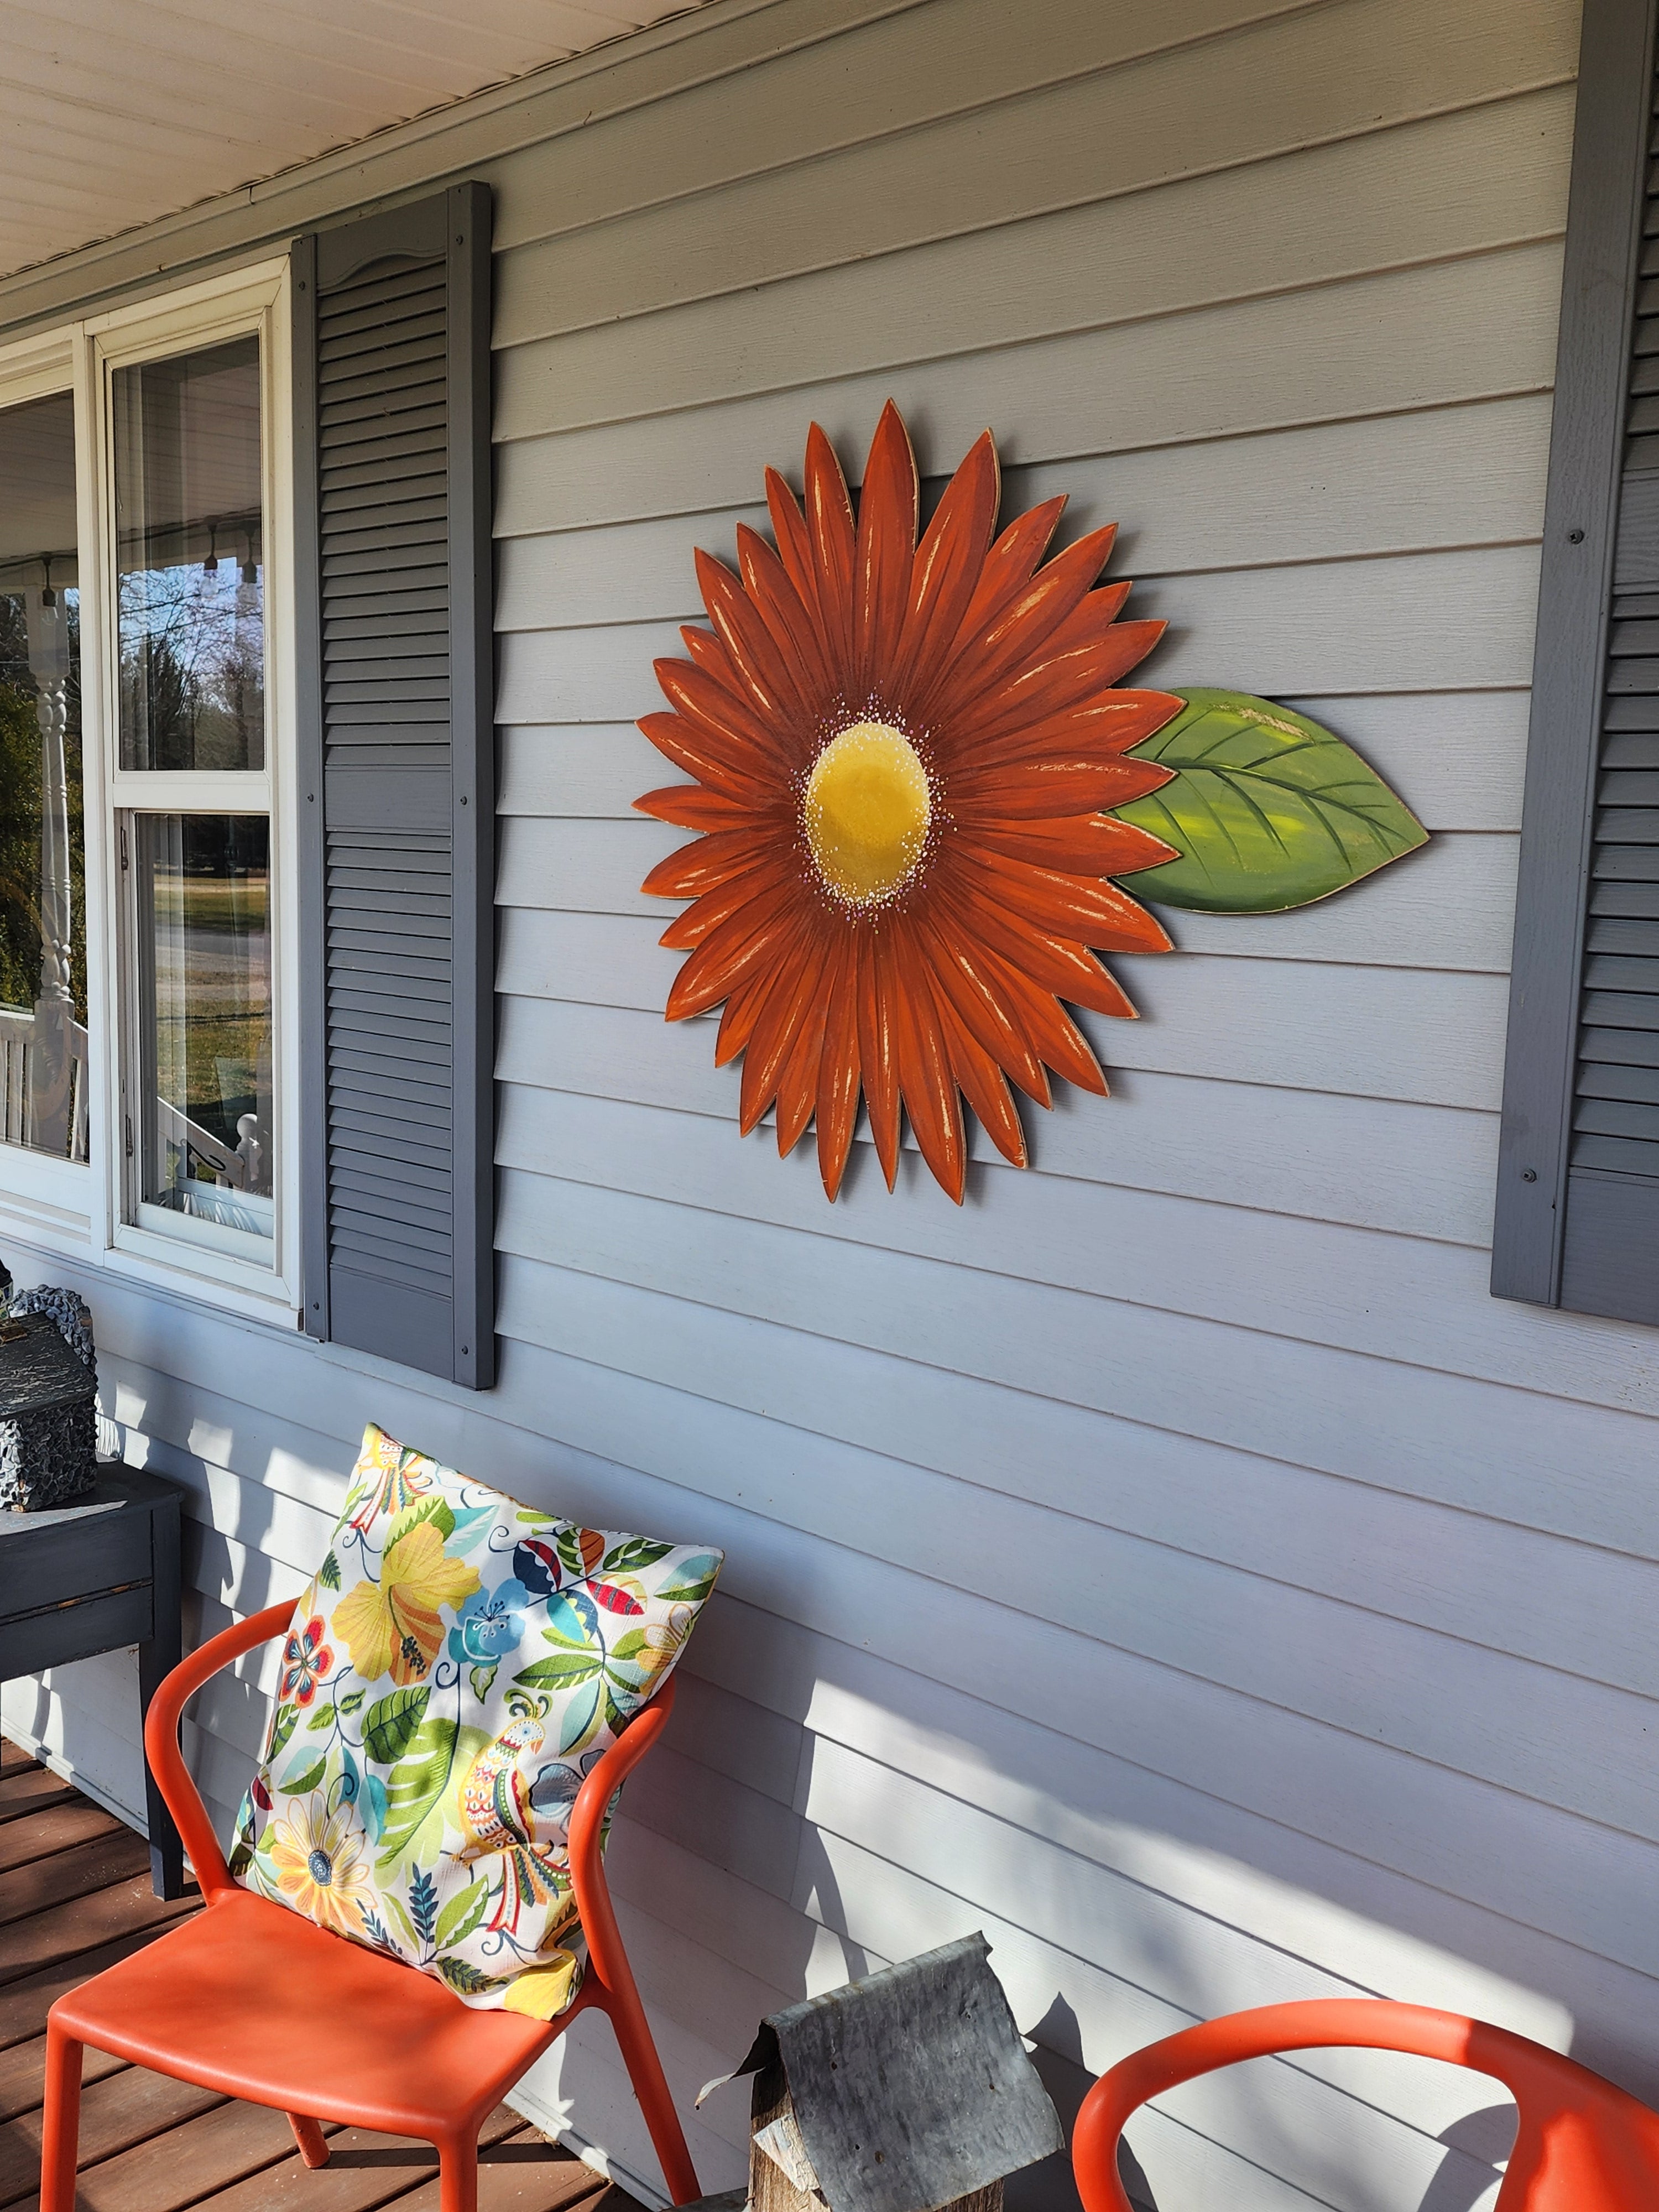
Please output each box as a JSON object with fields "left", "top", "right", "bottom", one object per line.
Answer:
{"left": 1116, "top": 690, "right": 1427, "bottom": 912}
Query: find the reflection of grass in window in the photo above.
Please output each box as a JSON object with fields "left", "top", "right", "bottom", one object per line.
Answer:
{"left": 150, "top": 867, "right": 268, "bottom": 1151}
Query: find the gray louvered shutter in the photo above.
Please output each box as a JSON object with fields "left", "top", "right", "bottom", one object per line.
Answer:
{"left": 293, "top": 185, "right": 495, "bottom": 1387}
{"left": 1494, "top": 0, "right": 1659, "bottom": 1324}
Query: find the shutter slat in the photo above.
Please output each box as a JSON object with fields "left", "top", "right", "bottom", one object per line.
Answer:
{"left": 320, "top": 402, "right": 448, "bottom": 458}
{"left": 1589, "top": 878, "right": 1659, "bottom": 913}
{"left": 1578, "top": 1060, "right": 1659, "bottom": 1101}
{"left": 317, "top": 260, "right": 447, "bottom": 323}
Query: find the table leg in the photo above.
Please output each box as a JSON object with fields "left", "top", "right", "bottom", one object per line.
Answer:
{"left": 138, "top": 1492, "right": 185, "bottom": 1898}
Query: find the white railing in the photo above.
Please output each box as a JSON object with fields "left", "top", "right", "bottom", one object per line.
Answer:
{"left": 0, "top": 1004, "right": 89, "bottom": 1162}
{"left": 155, "top": 1096, "right": 263, "bottom": 1190}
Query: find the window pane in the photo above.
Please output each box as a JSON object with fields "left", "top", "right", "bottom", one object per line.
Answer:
{"left": 136, "top": 813, "right": 272, "bottom": 1249}
{"left": 0, "top": 390, "right": 88, "bottom": 1165}
{"left": 114, "top": 337, "right": 264, "bottom": 772}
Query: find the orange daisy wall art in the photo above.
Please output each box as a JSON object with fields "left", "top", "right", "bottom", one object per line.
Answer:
{"left": 636, "top": 402, "right": 1425, "bottom": 1204}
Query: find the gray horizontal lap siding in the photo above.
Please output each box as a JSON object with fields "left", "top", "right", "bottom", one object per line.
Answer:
{"left": 6, "top": 1, "right": 1651, "bottom": 2209}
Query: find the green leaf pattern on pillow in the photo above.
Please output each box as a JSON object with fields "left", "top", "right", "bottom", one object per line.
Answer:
{"left": 231, "top": 1423, "right": 722, "bottom": 2018}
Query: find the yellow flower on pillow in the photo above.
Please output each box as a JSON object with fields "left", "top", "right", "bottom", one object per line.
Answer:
{"left": 333, "top": 1521, "right": 482, "bottom": 1684}
{"left": 268, "top": 1797, "right": 375, "bottom": 1937}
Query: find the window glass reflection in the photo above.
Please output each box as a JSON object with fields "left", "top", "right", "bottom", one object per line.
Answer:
{"left": 114, "top": 337, "right": 264, "bottom": 771}
{"left": 0, "top": 389, "right": 87, "bottom": 1163}
{"left": 137, "top": 814, "right": 272, "bottom": 1248}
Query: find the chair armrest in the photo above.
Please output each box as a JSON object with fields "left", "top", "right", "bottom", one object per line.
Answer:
{"left": 143, "top": 1599, "right": 296, "bottom": 1903}
{"left": 1071, "top": 2001, "right": 1483, "bottom": 2212}
{"left": 567, "top": 1672, "right": 678, "bottom": 1996}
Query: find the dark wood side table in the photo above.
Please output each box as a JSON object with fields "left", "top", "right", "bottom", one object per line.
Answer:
{"left": 0, "top": 1463, "right": 185, "bottom": 1897}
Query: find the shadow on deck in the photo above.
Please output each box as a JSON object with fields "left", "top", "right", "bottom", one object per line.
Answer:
{"left": 0, "top": 1737, "right": 641, "bottom": 2212}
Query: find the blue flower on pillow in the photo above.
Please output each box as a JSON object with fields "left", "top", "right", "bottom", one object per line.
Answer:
{"left": 447, "top": 1578, "right": 531, "bottom": 1673}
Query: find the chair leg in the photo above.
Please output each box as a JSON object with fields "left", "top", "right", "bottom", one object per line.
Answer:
{"left": 287, "top": 2113, "right": 330, "bottom": 2167}
{"left": 39, "top": 2020, "right": 83, "bottom": 2212}
{"left": 437, "top": 2127, "right": 478, "bottom": 2212}
{"left": 606, "top": 1986, "right": 701, "bottom": 2205}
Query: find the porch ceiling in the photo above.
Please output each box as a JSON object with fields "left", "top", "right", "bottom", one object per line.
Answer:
{"left": 0, "top": 0, "right": 713, "bottom": 284}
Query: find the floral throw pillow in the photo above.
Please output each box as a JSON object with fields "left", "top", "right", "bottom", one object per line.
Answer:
{"left": 229, "top": 1423, "right": 723, "bottom": 2017}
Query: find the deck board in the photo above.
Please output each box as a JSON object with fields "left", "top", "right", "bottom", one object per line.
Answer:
{"left": 0, "top": 1773, "right": 73, "bottom": 1830}
{"left": 0, "top": 1747, "right": 647, "bottom": 2212}
{"left": 0, "top": 2034, "right": 126, "bottom": 2126}
{"left": 0, "top": 1804, "right": 123, "bottom": 1879}
{"left": 197, "top": 2109, "right": 529, "bottom": 2212}
{"left": 0, "top": 1832, "right": 153, "bottom": 1933}
{"left": 0, "top": 1872, "right": 197, "bottom": 1988}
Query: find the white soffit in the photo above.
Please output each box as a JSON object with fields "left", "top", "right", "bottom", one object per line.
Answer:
{"left": 0, "top": 0, "right": 717, "bottom": 283}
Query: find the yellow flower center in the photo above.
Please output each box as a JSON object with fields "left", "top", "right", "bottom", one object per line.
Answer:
{"left": 804, "top": 721, "right": 932, "bottom": 905}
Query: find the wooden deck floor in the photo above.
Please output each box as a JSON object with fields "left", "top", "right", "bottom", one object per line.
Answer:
{"left": 0, "top": 1738, "right": 641, "bottom": 2212}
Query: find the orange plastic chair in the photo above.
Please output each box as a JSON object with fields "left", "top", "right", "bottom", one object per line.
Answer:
{"left": 39, "top": 1600, "right": 702, "bottom": 2212}
{"left": 1072, "top": 1999, "right": 1659, "bottom": 2211}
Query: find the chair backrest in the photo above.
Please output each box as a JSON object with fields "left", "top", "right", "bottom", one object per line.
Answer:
{"left": 1071, "top": 1999, "right": 1659, "bottom": 2212}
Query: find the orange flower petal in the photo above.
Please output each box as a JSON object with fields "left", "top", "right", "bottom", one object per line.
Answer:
{"left": 714, "top": 973, "right": 770, "bottom": 1066}
{"left": 806, "top": 424, "right": 857, "bottom": 666}
{"left": 641, "top": 826, "right": 784, "bottom": 902}
{"left": 957, "top": 844, "right": 1175, "bottom": 951}
{"left": 949, "top": 495, "right": 1068, "bottom": 655}
{"left": 654, "top": 660, "right": 787, "bottom": 766}
{"left": 889, "top": 929, "right": 966, "bottom": 1202}
{"left": 942, "top": 1004, "right": 1027, "bottom": 1168}
{"left": 854, "top": 399, "right": 919, "bottom": 698}
{"left": 737, "top": 523, "right": 837, "bottom": 712}
{"left": 634, "top": 784, "right": 765, "bottom": 831}
{"left": 664, "top": 883, "right": 800, "bottom": 1019}
{"left": 962, "top": 815, "right": 1181, "bottom": 885}
{"left": 765, "top": 466, "right": 829, "bottom": 653}
{"left": 935, "top": 877, "right": 1142, "bottom": 1019}
{"left": 975, "top": 943, "right": 1109, "bottom": 1094}
{"left": 921, "top": 527, "right": 1120, "bottom": 733}
{"left": 815, "top": 941, "right": 862, "bottom": 1199}
{"left": 739, "top": 931, "right": 826, "bottom": 1134}
{"left": 948, "top": 759, "right": 1175, "bottom": 820}
{"left": 964, "top": 692, "right": 1187, "bottom": 769}
{"left": 660, "top": 857, "right": 797, "bottom": 950}
{"left": 968, "top": 619, "right": 1169, "bottom": 744}
{"left": 910, "top": 905, "right": 1051, "bottom": 1104}
{"left": 696, "top": 548, "right": 813, "bottom": 730}
{"left": 776, "top": 958, "right": 832, "bottom": 1157}
{"left": 857, "top": 928, "right": 902, "bottom": 1188}
{"left": 889, "top": 429, "right": 1000, "bottom": 706}
{"left": 638, "top": 708, "right": 774, "bottom": 804}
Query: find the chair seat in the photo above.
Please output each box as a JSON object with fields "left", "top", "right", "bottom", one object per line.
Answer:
{"left": 51, "top": 1888, "right": 558, "bottom": 2140}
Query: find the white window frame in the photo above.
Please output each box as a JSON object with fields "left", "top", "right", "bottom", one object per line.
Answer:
{"left": 0, "top": 258, "right": 301, "bottom": 1327}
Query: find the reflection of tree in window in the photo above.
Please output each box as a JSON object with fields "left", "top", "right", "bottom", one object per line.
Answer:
{"left": 0, "top": 591, "right": 85, "bottom": 1026}
{"left": 114, "top": 336, "right": 264, "bottom": 773}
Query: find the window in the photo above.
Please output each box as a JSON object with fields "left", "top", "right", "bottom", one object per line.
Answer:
{"left": 108, "top": 326, "right": 281, "bottom": 1277}
{"left": 0, "top": 187, "right": 495, "bottom": 1381}
{"left": 0, "top": 388, "right": 86, "bottom": 1168}
{"left": 1494, "top": 0, "right": 1659, "bottom": 1324}
{"left": 0, "top": 264, "right": 296, "bottom": 1318}
{"left": 93, "top": 270, "right": 297, "bottom": 1308}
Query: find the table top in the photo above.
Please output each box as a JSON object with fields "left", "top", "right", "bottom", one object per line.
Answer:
{"left": 0, "top": 1459, "right": 182, "bottom": 1537}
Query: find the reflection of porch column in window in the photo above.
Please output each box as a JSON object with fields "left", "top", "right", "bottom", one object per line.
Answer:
{"left": 23, "top": 572, "right": 73, "bottom": 1156}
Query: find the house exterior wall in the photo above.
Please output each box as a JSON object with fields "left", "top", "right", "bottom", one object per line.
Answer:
{"left": 1, "top": 1, "right": 1639, "bottom": 2206}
